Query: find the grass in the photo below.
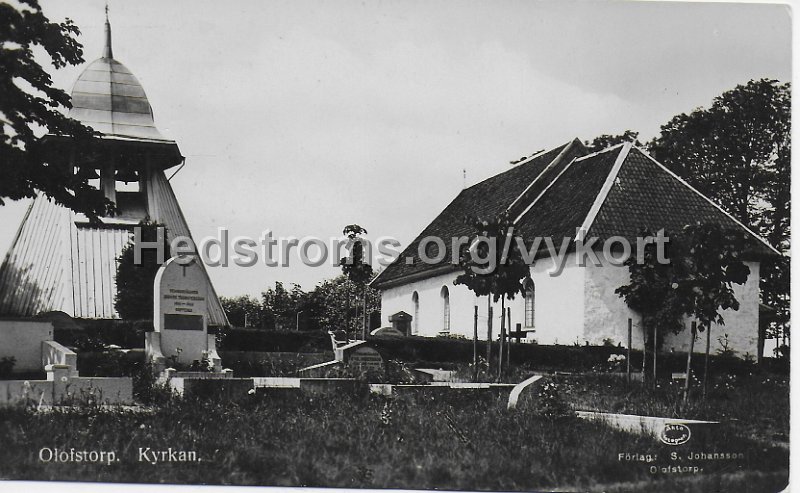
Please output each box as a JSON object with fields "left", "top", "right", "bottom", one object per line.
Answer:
{"left": 554, "top": 372, "right": 789, "bottom": 446}
{"left": 0, "top": 385, "right": 789, "bottom": 491}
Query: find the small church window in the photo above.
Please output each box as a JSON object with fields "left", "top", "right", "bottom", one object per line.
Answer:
{"left": 524, "top": 279, "right": 535, "bottom": 328}
{"left": 441, "top": 286, "right": 450, "bottom": 333}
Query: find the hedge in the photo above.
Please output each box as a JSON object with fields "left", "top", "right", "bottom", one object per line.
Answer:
{"left": 55, "top": 319, "right": 153, "bottom": 350}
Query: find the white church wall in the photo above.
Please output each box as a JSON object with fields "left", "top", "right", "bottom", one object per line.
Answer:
{"left": 380, "top": 271, "right": 525, "bottom": 340}
{"left": 662, "top": 261, "right": 760, "bottom": 359}
{"left": 380, "top": 253, "right": 586, "bottom": 343}
{"left": 583, "top": 256, "right": 760, "bottom": 358}
{"left": 527, "top": 252, "right": 585, "bottom": 345}
{"left": 583, "top": 255, "right": 646, "bottom": 349}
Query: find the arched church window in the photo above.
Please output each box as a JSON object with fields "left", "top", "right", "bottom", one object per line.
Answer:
{"left": 524, "top": 279, "right": 535, "bottom": 328}
{"left": 441, "top": 286, "right": 450, "bottom": 333}
{"left": 412, "top": 291, "right": 419, "bottom": 335}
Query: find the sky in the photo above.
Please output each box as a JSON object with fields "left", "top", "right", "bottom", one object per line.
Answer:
{"left": 0, "top": 0, "right": 792, "bottom": 298}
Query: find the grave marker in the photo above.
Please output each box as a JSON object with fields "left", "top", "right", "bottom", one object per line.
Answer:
{"left": 146, "top": 256, "right": 221, "bottom": 371}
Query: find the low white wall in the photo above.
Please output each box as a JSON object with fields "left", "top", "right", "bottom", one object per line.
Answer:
{"left": 42, "top": 340, "right": 78, "bottom": 376}
{"left": 0, "top": 319, "right": 53, "bottom": 372}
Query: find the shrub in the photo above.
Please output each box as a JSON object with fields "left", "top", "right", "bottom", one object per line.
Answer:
{"left": 0, "top": 356, "right": 16, "bottom": 378}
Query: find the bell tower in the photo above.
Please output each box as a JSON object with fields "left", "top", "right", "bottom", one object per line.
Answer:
{"left": 0, "top": 9, "right": 228, "bottom": 326}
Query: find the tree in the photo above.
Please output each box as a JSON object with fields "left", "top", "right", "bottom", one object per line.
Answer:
{"left": 305, "top": 275, "right": 381, "bottom": 334}
{"left": 616, "top": 223, "right": 750, "bottom": 398}
{"left": 339, "top": 225, "right": 373, "bottom": 339}
{"left": 613, "top": 229, "right": 684, "bottom": 384}
{"left": 220, "top": 295, "right": 262, "bottom": 328}
{"left": 649, "top": 79, "right": 790, "bottom": 342}
{"left": 261, "top": 282, "right": 306, "bottom": 331}
{"left": 1, "top": 0, "right": 114, "bottom": 219}
{"left": 584, "top": 131, "right": 641, "bottom": 153}
{"left": 115, "top": 222, "right": 170, "bottom": 320}
{"left": 454, "top": 213, "right": 529, "bottom": 379}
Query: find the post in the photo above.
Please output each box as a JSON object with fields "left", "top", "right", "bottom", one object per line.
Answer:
{"left": 703, "top": 324, "right": 711, "bottom": 399}
{"left": 626, "top": 318, "right": 632, "bottom": 384}
{"left": 506, "top": 308, "right": 512, "bottom": 372}
{"left": 473, "top": 305, "right": 479, "bottom": 382}
{"left": 684, "top": 321, "right": 697, "bottom": 403}
{"left": 653, "top": 324, "right": 658, "bottom": 388}
{"left": 498, "top": 296, "right": 505, "bottom": 381}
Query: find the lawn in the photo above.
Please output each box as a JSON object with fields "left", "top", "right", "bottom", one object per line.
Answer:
{"left": 0, "top": 379, "right": 789, "bottom": 492}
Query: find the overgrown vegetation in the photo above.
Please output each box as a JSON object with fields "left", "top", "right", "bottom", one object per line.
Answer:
{"left": 0, "top": 389, "right": 787, "bottom": 491}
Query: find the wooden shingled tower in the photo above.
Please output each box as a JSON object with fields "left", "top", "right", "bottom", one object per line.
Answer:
{"left": 0, "top": 9, "right": 228, "bottom": 326}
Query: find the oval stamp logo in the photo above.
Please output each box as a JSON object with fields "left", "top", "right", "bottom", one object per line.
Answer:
{"left": 660, "top": 423, "right": 691, "bottom": 446}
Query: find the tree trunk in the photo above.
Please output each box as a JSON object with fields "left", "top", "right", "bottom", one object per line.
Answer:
{"left": 498, "top": 295, "right": 506, "bottom": 381}
{"left": 641, "top": 323, "right": 647, "bottom": 385}
{"left": 626, "top": 318, "right": 632, "bottom": 384}
{"left": 473, "top": 305, "right": 478, "bottom": 382}
{"left": 684, "top": 322, "right": 696, "bottom": 403}
{"left": 486, "top": 297, "right": 493, "bottom": 374}
{"left": 703, "top": 324, "right": 711, "bottom": 399}
{"left": 362, "top": 289, "right": 368, "bottom": 340}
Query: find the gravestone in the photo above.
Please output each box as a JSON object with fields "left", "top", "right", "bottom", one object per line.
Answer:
{"left": 145, "top": 256, "right": 221, "bottom": 372}
{"left": 347, "top": 346, "right": 385, "bottom": 374}
{"left": 388, "top": 311, "right": 412, "bottom": 336}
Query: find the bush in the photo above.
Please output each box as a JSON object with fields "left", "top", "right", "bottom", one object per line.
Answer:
{"left": 0, "top": 356, "right": 16, "bottom": 378}
{"left": 55, "top": 319, "right": 153, "bottom": 350}
{"left": 217, "top": 327, "right": 329, "bottom": 353}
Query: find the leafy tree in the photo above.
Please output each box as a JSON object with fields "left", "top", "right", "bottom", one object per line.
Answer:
{"left": 616, "top": 223, "right": 750, "bottom": 397}
{"left": 220, "top": 295, "right": 262, "bottom": 328}
{"left": 1, "top": 0, "right": 113, "bottom": 218}
{"left": 305, "top": 275, "right": 381, "bottom": 334}
{"left": 339, "top": 225, "right": 373, "bottom": 339}
{"left": 455, "top": 213, "right": 529, "bottom": 378}
{"left": 261, "top": 282, "right": 306, "bottom": 331}
{"left": 613, "top": 229, "right": 683, "bottom": 382}
{"left": 584, "top": 131, "right": 641, "bottom": 153}
{"left": 115, "top": 222, "right": 170, "bottom": 320}
{"left": 649, "top": 79, "right": 790, "bottom": 341}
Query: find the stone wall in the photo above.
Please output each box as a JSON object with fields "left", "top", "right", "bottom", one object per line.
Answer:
{"left": 0, "top": 319, "right": 53, "bottom": 372}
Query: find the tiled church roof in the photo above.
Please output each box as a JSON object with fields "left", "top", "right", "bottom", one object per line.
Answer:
{"left": 372, "top": 141, "right": 778, "bottom": 289}
{"left": 372, "top": 139, "right": 586, "bottom": 287}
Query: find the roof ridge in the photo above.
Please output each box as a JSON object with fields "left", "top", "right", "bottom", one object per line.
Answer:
{"left": 573, "top": 141, "right": 627, "bottom": 163}
{"left": 512, "top": 153, "right": 581, "bottom": 224}
{"left": 462, "top": 139, "right": 574, "bottom": 192}
{"left": 505, "top": 138, "right": 581, "bottom": 216}
{"left": 630, "top": 146, "right": 781, "bottom": 255}
{"left": 578, "top": 143, "right": 631, "bottom": 238}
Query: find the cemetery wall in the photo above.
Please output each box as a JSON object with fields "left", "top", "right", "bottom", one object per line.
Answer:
{"left": 0, "top": 319, "right": 53, "bottom": 372}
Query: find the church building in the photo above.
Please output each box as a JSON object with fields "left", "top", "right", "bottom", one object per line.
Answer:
{"left": 0, "top": 11, "right": 227, "bottom": 327}
{"left": 372, "top": 139, "right": 779, "bottom": 358}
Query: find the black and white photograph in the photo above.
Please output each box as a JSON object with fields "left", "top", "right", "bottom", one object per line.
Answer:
{"left": 0, "top": 0, "right": 793, "bottom": 492}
